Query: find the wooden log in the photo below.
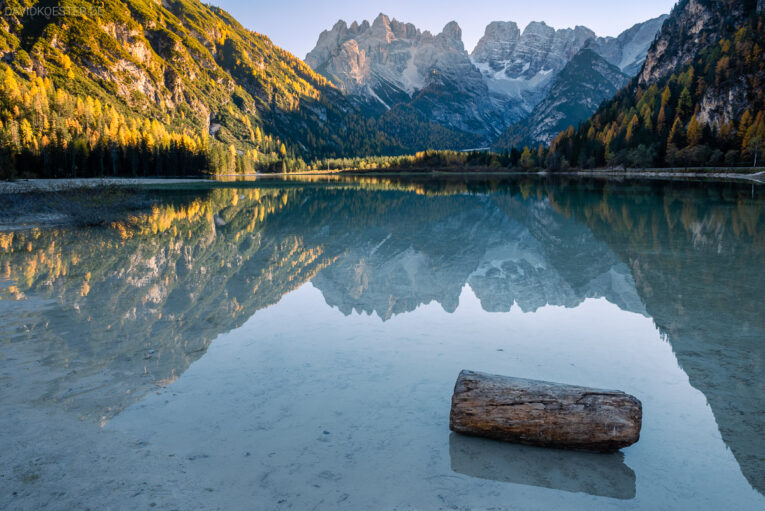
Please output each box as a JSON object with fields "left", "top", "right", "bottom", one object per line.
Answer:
{"left": 449, "top": 370, "right": 642, "bottom": 452}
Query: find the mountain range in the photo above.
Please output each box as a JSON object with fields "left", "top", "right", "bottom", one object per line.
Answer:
{"left": 306, "top": 14, "right": 668, "bottom": 146}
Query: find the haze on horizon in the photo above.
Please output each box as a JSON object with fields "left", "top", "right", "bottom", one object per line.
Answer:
{"left": 209, "top": 0, "right": 677, "bottom": 59}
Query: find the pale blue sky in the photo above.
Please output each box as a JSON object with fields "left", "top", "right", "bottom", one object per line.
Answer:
{"left": 209, "top": 0, "right": 677, "bottom": 59}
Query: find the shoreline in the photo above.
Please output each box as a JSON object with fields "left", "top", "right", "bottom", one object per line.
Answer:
{"left": 0, "top": 177, "right": 208, "bottom": 194}
{"left": 1, "top": 168, "right": 763, "bottom": 194}
{"left": 238, "top": 167, "right": 765, "bottom": 183}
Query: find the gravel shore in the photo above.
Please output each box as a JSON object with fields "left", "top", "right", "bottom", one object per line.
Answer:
{"left": 0, "top": 178, "right": 207, "bottom": 194}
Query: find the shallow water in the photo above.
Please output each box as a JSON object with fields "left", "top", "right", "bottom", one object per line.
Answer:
{"left": 0, "top": 176, "right": 763, "bottom": 510}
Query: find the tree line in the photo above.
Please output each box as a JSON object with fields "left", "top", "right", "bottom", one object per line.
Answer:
{"left": 0, "top": 63, "right": 309, "bottom": 178}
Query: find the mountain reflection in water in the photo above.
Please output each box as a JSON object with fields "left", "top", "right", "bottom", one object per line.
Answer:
{"left": 0, "top": 176, "right": 763, "bottom": 499}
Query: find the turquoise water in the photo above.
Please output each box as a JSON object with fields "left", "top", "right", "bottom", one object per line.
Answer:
{"left": 0, "top": 176, "right": 763, "bottom": 509}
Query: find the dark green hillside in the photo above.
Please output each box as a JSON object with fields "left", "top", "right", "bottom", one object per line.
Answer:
{"left": 546, "top": 0, "right": 765, "bottom": 169}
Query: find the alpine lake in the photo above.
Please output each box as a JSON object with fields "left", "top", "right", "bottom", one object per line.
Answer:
{"left": 1, "top": 174, "right": 763, "bottom": 510}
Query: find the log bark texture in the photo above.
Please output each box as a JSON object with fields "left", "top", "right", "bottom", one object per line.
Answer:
{"left": 449, "top": 370, "right": 642, "bottom": 452}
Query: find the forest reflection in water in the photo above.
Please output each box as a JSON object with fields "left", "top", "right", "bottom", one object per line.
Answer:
{"left": 0, "top": 175, "right": 763, "bottom": 509}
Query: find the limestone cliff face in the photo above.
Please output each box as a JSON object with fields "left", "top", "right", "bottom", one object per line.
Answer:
{"left": 307, "top": 14, "right": 667, "bottom": 145}
{"left": 306, "top": 14, "right": 506, "bottom": 139}
{"left": 639, "top": 0, "right": 719, "bottom": 85}
{"left": 470, "top": 21, "right": 522, "bottom": 71}
{"left": 486, "top": 15, "right": 668, "bottom": 149}
{"left": 639, "top": 0, "right": 759, "bottom": 127}
{"left": 306, "top": 15, "right": 464, "bottom": 97}
{"left": 472, "top": 16, "right": 666, "bottom": 115}
{"left": 472, "top": 22, "right": 596, "bottom": 112}
{"left": 494, "top": 50, "right": 629, "bottom": 148}
{"left": 585, "top": 15, "right": 668, "bottom": 76}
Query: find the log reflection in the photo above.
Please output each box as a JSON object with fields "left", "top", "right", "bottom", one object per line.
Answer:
{"left": 448, "top": 432, "right": 636, "bottom": 500}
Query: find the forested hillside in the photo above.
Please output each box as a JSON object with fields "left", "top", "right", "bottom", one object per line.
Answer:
{"left": 0, "top": 0, "right": 413, "bottom": 177}
{"left": 545, "top": 0, "right": 765, "bottom": 169}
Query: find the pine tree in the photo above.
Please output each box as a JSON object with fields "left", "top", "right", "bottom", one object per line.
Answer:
{"left": 686, "top": 116, "right": 703, "bottom": 146}
{"left": 668, "top": 117, "right": 684, "bottom": 148}
{"left": 676, "top": 88, "right": 693, "bottom": 122}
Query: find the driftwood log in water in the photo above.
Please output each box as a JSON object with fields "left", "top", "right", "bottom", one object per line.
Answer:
{"left": 449, "top": 370, "right": 642, "bottom": 452}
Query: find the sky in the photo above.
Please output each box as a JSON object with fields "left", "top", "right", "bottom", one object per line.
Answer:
{"left": 209, "top": 0, "right": 677, "bottom": 59}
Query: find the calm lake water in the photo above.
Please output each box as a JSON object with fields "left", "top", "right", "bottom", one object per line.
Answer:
{"left": 0, "top": 175, "right": 763, "bottom": 510}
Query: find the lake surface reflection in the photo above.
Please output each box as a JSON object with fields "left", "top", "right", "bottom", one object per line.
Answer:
{"left": 0, "top": 176, "right": 763, "bottom": 510}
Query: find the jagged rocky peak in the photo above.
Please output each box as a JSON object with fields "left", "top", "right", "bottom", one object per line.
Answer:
{"left": 472, "top": 21, "right": 596, "bottom": 79}
{"left": 468, "top": 15, "right": 667, "bottom": 117}
{"left": 471, "top": 22, "right": 521, "bottom": 71}
{"left": 305, "top": 14, "right": 413, "bottom": 70}
{"left": 439, "top": 21, "right": 464, "bottom": 50}
{"left": 305, "top": 13, "right": 509, "bottom": 142}
{"left": 368, "top": 12, "right": 397, "bottom": 42}
{"left": 585, "top": 15, "right": 669, "bottom": 76}
{"left": 305, "top": 13, "right": 462, "bottom": 67}
{"left": 471, "top": 16, "right": 667, "bottom": 80}
{"left": 305, "top": 13, "right": 469, "bottom": 96}
{"left": 303, "top": 13, "right": 506, "bottom": 135}
{"left": 304, "top": 12, "right": 668, "bottom": 146}
{"left": 520, "top": 23, "right": 596, "bottom": 75}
